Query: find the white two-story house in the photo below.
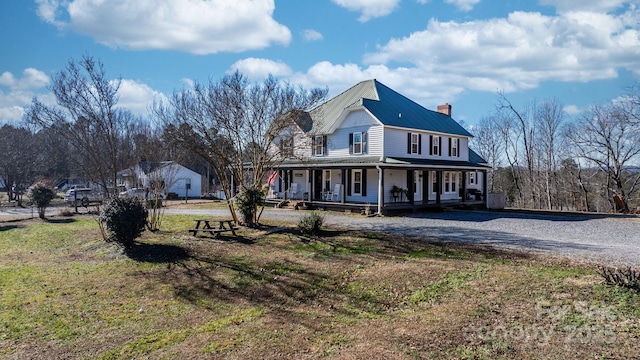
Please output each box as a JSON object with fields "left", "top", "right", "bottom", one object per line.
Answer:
{"left": 269, "top": 79, "right": 490, "bottom": 214}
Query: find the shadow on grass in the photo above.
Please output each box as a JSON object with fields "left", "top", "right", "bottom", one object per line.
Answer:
{"left": 44, "top": 218, "right": 77, "bottom": 224}
{"left": 125, "top": 242, "right": 191, "bottom": 263}
{"left": 0, "top": 224, "right": 22, "bottom": 232}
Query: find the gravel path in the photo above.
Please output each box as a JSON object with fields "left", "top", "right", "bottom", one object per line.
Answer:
{"left": 165, "top": 207, "right": 640, "bottom": 266}
{"left": 2, "top": 205, "right": 638, "bottom": 266}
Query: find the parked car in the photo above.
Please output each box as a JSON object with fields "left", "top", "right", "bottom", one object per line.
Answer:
{"left": 64, "top": 188, "right": 103, "bottom": 207}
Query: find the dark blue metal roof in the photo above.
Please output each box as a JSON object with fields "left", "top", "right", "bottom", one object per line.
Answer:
{"left": 362, "top": 80, "right": 473, "bottom": 137}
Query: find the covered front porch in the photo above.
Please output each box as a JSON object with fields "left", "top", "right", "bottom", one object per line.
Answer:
{"left": 265, "top": 157, "right": 489, "bottom": 215}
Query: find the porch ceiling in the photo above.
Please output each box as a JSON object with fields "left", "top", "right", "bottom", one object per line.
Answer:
{"left": 277, "top": 156, "right": 490, "bottom": 170}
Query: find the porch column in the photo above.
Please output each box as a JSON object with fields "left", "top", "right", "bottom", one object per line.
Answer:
{"left": 422, "top": 170, "right": 429, "bottom": 204}
{"left": 377, "top": 166, "right": 384, "bottom": 214}
{"left": 461, "top": 171, "right": 467, "bottom": 203}
{"left": 483, "top": 169, "right": 489, "bottom": 209}
{"left": 307, "top": 169, "right": 312, "bottom": 201}
{"left": 406, "top": 170, "right": 414, "bottom": 205}
{"left": 436, "top": 171, "right": 442, "bottom": 204}
{"left": 340, "top": 168, "right": 346, "bottom": 203}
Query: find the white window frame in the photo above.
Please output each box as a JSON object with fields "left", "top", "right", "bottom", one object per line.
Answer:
{"left": 411, "top": 133, "right": 419, "bottom": 154}
{"left": 451, "top": 138, "right": 458, "bottom": 157}
{"left": 432, "top": 136, "right": 440, "bottom": 156}
{"left": 314, "top": 135, "right": 324, "bottom": 156}
{"left": 353, "top": 170, "right": 362, "bottom": 195}
{"left": 353, "top": 132, "right": 363, "bottom": 154}
{"left": 468, "top": 172, "right": 476, "bottom": 185}
{"left": 444, "top": 171, "right": 458, "bottom": 194}
{"left": 431, "top": 171, "right": 438, "bottom": 194}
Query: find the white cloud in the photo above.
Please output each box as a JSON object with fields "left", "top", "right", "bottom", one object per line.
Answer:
{"left": 36, "top": 0, "right": 291, "bottom": 54}
{"left": 302, "top": 29, "right": 324, "bottom": 42}
{"left": 0, "top": 68, "right": 51, "bottom": 125}
{"left": 445, "top": 0, "right": 481, "bottom": 12}
{"left": 115, "top": 79, "right": 168, "bottom": 116}
{"left": 229, "top": 58, "right": 293, "bottom": 79}
{"left": 362, "top": 8, "right": 640, "bottom": 94}
{"left": 331, "top": 0, "right": 401, "bottom": 22}
{"left": 563, "top": 104, "right": 583, "bottom": 115}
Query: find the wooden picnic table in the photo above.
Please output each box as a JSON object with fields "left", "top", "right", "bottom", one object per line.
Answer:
{"left": 189, "top": 219, "right": 238, "bottom": 237}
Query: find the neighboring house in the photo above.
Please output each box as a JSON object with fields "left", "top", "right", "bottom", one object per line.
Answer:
{"left": 118, "top": 161, "right": 203, "bottom": 199}
{"left": 268, "top": 79, "right": 490, "bottom": 214}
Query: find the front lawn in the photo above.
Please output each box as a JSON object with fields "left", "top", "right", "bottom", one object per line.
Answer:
{"left": 1, "top": 215, "right": 638, "bottom": 359}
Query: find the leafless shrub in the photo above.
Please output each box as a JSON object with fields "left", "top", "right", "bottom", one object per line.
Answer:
{"left": 596, "top": 265, "right": 640, "bottom": 291}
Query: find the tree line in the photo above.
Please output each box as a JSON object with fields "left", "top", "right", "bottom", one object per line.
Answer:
{"left": 472, "top": 88, "right": 640, "bottom": 213}
{"left": 1, "top": 55, "right": 638, "bottom": 215}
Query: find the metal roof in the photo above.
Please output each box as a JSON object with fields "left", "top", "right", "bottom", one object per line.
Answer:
{"left": 279, "top": 149, "right": 490, "bottom": 169}
{"left": 308, "top": 79, "right": 473, "bottom": 137}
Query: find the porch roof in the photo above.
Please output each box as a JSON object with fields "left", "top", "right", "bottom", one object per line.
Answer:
{"left": 278, "top": 155, "right": 490, "bottom": 170}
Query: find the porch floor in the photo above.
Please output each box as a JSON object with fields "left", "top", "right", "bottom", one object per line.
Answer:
{"left": 265, "top": 197, "right": 485, "bottom": 214}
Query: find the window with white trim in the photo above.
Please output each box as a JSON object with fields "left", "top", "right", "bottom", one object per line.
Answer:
{"left": 451, "top": 138, "right": 458, "bottom": 157}
{"left": 444, "top": 171, "right": 458, "bottom": 194}
{"left": 432, "top": 136, "right": 439, "bottom": 155}
{"left": 431, "top": 171, "right": 438, "bottom": 193}
{"left": 469, "top": 172, "right": 476, "bottom": 185}
{"left": 313, "top": 135, "right": 324, "bottom": 156}
{"left": 411, "top": 133, "right": 419, "bottom": 154}
{"left": 353, "top": 170, "right": 362, "bottom": 195}
{"left": 444, "top": 172, "right": 450, "bottom": 192}
{"left": 353, "top": 132, "right": 363, "bottom": 154}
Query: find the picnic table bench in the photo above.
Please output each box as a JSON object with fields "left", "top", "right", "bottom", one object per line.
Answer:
{"left": 189, "top": 219, "right": 238, "bottom": 237}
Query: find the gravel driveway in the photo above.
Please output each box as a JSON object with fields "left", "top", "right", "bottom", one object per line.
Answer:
{"left": 2, "top": 205, "right": 638, "bottom": 266}
{"left": 166, "top": 207, "right": 640, "bottom": 266}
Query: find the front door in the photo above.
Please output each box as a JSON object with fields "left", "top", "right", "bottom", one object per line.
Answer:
{"left": 414, "top": 170, "right": 423, "bottom": 202}
{"left": 313, "top": 170, "right": 323, "bottom": 200}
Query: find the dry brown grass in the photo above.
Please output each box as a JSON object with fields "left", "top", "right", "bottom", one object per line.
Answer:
{"left": 1, "top": 214, "right": 639, "bottom": 359}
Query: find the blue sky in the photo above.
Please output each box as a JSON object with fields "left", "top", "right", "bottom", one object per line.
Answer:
{"left": 1, "top": 0, "right": 639, "bottom": 128}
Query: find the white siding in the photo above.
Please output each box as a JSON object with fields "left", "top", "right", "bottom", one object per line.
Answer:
{"left": 326, "top": 111, "right": 383, "bottom": 158}
{"left": 383, "top": 127, "right": 470, "bottom": 161}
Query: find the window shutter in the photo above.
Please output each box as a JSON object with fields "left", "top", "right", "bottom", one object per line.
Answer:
{"left": 362, "top": 132, "right": 367, "bottom": 154}
{"left": 347, "top": 170, "right": 352, "bottom": 196}
{"left": 361, "top": 169, "right": 367, "bottom": 196}
{"left": 407, "top": 133, "right": 412, "bottom": 154}
{"left": 429, "top": 135, "right": 433, "bottom": 155}
{"left": 418, "top": 134, "right": 422, "bottom": 155}
{"left": 438, "top": 137, "right": 442, "bottom": 156}
{"left": 349, "top": 133, "right": 353, "bottom": 154}
{"left": 448, "top": 138, "right": 452, "bottom": 157}
{"left": 311, "top": 137, "right": 316, "bottom": 156}
{"left": 457, "top": 138, "right": 461, "bottom": 157}
{"left": 323, "top": 136, "right": 327, "bottom": 156}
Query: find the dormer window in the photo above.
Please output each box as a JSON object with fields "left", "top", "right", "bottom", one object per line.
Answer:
{"left": 313, "top": 135, "right": 325, "bottom": 156}
{"left": 279, "top": 137, "right": 293, "bottom": 158}
{"left": 353, "top": 132, "right": 363, "bottom": 154}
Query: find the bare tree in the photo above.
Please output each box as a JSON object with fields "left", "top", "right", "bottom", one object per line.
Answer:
{"left": 0, "top": 124, "right": 41, "bottom": 204}
{"left": 497, "top": 93, "right": 538, "bottom": 208}
{"left": 24, "top": 56, "right": 136, "bottom": 198}
{"left": 535, "top": 98, "right": 565, "bottom": 209}
{"left": 156, "top": 71, "right": 327, "bottom": 224}
{"left": 565, "top": 103, "right": 640, "bottom": 212}
{"left": 471, "top": 115, "right": 504, "bottom": 193}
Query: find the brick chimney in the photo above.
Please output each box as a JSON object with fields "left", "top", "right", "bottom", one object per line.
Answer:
{"left": 437, "top": 103, "right": 452, "bottom": 116}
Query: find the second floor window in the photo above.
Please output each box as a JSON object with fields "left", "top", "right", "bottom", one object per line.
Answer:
{"left": 352, "top": 132, "right": 363, "bottom": 154}
{"left": 313, "top": 135, "right": 325, "bottom": 156}
{"left": 411, "top": 133, "right": 419, "bottom": 154}
{"left": 431, "top": 135, "right": 440, "bottom": 156}
{"left": 451, "top": 138, "right": 458, "bottom": 157}
{"left": 279, "top": 137, "right": 293, "bottom": 157}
